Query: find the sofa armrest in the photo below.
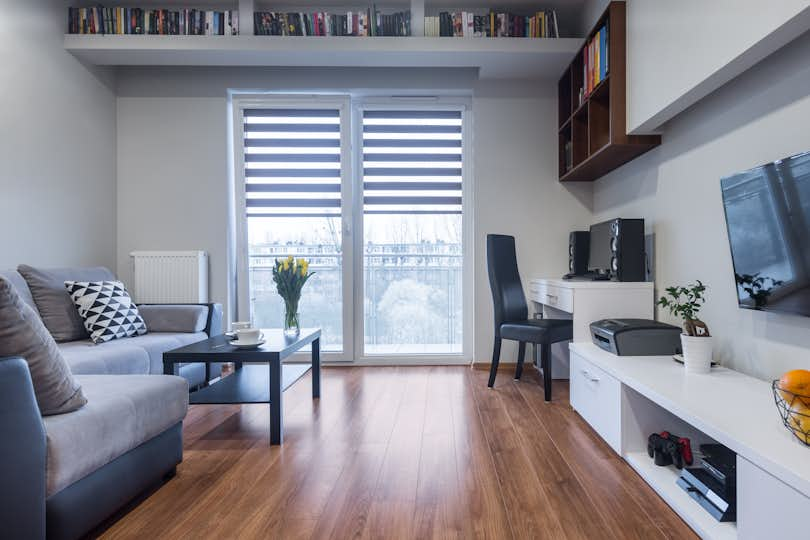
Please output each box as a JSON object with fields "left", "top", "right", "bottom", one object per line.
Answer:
{"left": 138, "top": 303, "right": 223, "bottom": 337}
{"left": 0, "top": 357, "right": 46, "bottom": 539}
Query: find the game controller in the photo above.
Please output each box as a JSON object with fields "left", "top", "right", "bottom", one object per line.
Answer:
{"left": 647, "top": 432, "right": 693, "bottom": 469}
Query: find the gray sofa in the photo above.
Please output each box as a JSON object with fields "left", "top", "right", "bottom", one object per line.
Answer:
{"left": 1, "top": 269, "right": 223, "bottom": 388}
{"left": 0, "top": 269, "right": 223, "bottom": 539}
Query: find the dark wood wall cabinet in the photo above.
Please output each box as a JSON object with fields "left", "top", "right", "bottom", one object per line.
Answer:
{"left": 558, "top": 1, "right": 660, "bottom": 182}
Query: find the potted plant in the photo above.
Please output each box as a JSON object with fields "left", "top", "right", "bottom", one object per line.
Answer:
{"left": 657, "top": 280, "right": 713, "bottom": 373}
{"left": 272, "top": 256, "right": 315, "bottom": 337}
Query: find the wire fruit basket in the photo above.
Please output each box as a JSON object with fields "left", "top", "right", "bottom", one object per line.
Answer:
{"left": 772, "top": 380, "right": 810, "bottom": 446}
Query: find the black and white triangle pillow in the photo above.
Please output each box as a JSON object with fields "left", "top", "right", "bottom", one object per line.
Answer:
{"left": 64, "top": 280, "right": 147, "bottom": 344}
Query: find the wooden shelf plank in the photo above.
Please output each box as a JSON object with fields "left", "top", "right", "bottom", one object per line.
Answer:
{"left": 63, "top": 34, "right": 582, "bottom": 78}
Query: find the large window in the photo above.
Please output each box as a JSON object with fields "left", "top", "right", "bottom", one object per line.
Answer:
{"left": 234, "top": 96, "right": 469, "bottom": 362}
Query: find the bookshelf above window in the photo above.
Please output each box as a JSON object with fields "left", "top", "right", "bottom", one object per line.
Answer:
{"left": 63, "top": 34, "right": 580, "bottom": 78}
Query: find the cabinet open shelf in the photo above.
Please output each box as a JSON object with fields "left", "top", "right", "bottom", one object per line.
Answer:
{"left": 557, "top": 1, "right": 660, "bottom": 182}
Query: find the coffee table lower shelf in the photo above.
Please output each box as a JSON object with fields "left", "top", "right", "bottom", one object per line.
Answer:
{"left": 189, "top": 364, "right": 312, "bottom": 405}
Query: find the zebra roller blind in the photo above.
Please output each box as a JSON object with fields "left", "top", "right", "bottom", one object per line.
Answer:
{"left": 242, "top": 108, "right": 342, "bottom": 218}
{"left": 362, "top": 109, "right": 463, "bottom": 215}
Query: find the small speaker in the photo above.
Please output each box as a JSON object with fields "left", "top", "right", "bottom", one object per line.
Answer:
{"left": 608, "top": 218, "right": 646, "bottom": 281}
{"left": 568, "top": 231, "right": 590, "bottom": 276}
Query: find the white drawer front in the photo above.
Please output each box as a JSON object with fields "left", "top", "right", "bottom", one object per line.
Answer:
{"left": 738, "top": 457, "right": 810, "bottom": 539}
{"left": 542, "top": 284, "right": 574, "bottom": 313}
{"left": 570, "top": 352, "right": 622, "bottom": 453}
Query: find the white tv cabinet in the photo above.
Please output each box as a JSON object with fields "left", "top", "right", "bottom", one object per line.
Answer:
{"left": 570, "top": 342, "right": 810, "bottom": 540}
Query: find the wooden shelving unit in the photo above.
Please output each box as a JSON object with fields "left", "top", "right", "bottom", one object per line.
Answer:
{"left": 557, "top": 1, "right": 659, "bottom": 182}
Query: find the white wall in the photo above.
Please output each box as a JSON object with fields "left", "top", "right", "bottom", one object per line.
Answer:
{"left": 592, "top": 30, "right": 810, "bottom": 380}
{"left": 115, "top": 68, "right": 594, "bottom": 361}
{"left": 0, "top": 0, "right": 117, "bottom": 270}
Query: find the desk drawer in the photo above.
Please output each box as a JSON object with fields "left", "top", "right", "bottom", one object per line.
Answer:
{"left": 541, "top": 284, "right": 573, "bottom": 313}
{"left": 570, "top": 351, "right": 621, "bottom": 453}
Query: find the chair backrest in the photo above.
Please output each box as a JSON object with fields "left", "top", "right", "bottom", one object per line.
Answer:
{"left": 486, "top": 234, "right": 528, "bottom": 336}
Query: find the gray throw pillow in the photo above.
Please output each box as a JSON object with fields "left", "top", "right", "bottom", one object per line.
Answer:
{"left": 0, "top": 277, "right": 87, "bottom": 415}
{"left": 18, "top": 265, "right": 116, "bottom": 342}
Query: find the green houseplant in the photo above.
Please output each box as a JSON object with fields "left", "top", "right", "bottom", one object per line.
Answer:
{"left": 657, "top": 280, "right": 713, "bottom": 373}
{"left": 272, "top": 256, "right": 315, "bottom": 337}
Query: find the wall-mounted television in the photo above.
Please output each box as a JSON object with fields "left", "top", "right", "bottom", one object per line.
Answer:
{"left": 721, "top": 150, "right": 810, "bottom": 316}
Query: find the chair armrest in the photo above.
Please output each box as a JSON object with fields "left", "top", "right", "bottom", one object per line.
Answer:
{"left": 138, "top": 303, "right": 223, "bottom": 337}
{"left": 0, "top": 357, "right": 46, "bottom": 539}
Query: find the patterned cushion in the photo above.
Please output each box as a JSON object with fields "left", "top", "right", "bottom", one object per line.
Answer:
{"left": 64, "top": 281, "right": 147, "bottom": 344}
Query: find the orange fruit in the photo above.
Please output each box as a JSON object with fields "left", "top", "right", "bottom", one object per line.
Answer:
{"left": 788, "top": 402, "right": 810, "bottom": 444}
{"left": 778, "top": 369, "right": 810, "bottom": 407}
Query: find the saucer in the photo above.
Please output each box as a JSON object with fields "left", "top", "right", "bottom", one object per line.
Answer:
{"left": 230, "top": 339, "right": 266, "bottom": 349}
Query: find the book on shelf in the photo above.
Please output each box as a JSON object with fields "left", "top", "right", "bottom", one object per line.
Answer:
{"left": 67, "top": 7, "right": 238, "bottom": 35}
{"left": 581, "top": 22, "right": 608, "bottom": 99}
{"left": 254, "top": 8, "right": 411, "bottom": 36}
{"left": 424, "top": 10, "right": 559, "bottom": 38}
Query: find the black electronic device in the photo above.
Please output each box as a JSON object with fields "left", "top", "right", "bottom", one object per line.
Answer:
{"left": 699, "top": 444, "right": 737, "bottom": 487}
{"left": 565, "top": 231, "right": 590, "bottom": 278}
{"left": 721, "top": 150, "right": 810, "bottom": 318}
{"left": 588, "top": 218, "right": 646, "bottom": 281}
{"left": 677, "top": 468, "right": 737, "bottom": 522}
{"left": 590, "top": 319, "right": 682, "bottom": 356}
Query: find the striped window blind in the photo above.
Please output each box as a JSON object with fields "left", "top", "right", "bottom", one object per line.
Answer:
{"left": 242, "top": 108, "right": 342, "bottom": 218}
{"left": 362, "top": 110, "right": 463, "bottom": 215}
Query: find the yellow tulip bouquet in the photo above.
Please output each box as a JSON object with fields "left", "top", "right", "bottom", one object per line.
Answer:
{"left": 272, "top": 256, "right": 315, "bottom": 337}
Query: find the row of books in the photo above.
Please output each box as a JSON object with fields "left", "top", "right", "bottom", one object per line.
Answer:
{"left": 67, "top": 7, "right": 239, "bottom": 35}
{"left": 582, "top": 22, "right": 608, "bottom": 99}
{"left": 424, "top": 11, "right": 559, "bottom": 38}
{"left": 254, "top": 10, "right": 411, "bottom": 37}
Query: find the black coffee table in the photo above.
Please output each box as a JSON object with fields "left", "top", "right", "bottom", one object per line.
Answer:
{"left": 163, "top": 328, "right": 320, "bottom": 445}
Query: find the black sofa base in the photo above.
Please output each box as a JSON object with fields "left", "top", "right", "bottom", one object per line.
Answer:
{"left": 45, "top": 422, "right": 183, "bottom": 540}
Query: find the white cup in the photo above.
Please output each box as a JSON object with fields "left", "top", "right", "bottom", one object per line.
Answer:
{"left": 231, "top": 321, "right": 252, "bottom": 332}
{"left": 235, "top": 328, "right": 263, "bottom": 344}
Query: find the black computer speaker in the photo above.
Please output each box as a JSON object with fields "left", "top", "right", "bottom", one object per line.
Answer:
{"left": 568, "top": 231, "right": 590, "bottom": 276}
{"left": 608, "top": 218, "right": 646, "bottom": 281}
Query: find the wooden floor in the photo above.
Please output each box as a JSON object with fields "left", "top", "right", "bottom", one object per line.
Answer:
{"left": 100, "top": 366, "right": 697, "bottom": 540}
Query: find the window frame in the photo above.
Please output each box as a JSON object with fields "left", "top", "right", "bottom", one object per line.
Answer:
{"left": 352, "top": 97, "right": 474, "bottom": 365}
{"left": 231, "top": 94, "right": 474, "bottom": 365}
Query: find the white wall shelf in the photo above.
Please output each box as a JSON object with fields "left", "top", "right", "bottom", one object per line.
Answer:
{"left": 63, "top": 34, "right": 581, "bottom": 78}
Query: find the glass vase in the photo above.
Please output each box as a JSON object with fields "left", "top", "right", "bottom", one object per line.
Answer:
{"left": 283, "top": 306, "right": 300, "bottom": 338}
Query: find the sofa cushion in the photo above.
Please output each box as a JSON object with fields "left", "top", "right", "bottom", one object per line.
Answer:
{"left": 18, "top": 265, "right": 116, "bottom": 342}
{"left": 0, "top": 269, "right": 39, "bottom": 315}
{"left": 0, "top": 277, "right": 87, "bottom": 415}
{"left": 42, "top": 374, "right": 188, "bottom": 496}
{"left": 59, "top": 332, "right": 208, "bottom": 375}
{"left": 138, "top": 304, "right": 208, "bottom": 333}
{"left": 64, "top": 280, "right": 147, "bottom": 344}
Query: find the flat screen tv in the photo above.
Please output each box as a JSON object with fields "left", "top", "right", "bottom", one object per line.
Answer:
{"left": 721, "top": 150, "right": 810, "bottom": 316}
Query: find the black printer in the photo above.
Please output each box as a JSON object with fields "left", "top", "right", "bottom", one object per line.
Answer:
{"left": 590, "top": 319, "right": 682, "bottom": 356}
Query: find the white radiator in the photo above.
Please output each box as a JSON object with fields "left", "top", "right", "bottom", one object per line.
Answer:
{"left": 130, "top": 251, "right": 209, "bottom": 303}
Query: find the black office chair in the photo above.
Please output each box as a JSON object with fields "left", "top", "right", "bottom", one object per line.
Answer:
{"left": 486, "top": 234, "right": 573, "bottom": 401}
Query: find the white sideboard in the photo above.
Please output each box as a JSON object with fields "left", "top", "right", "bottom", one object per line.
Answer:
{"left": 570, "top": 342, "right": 810, "bottom": 540}
{"left": 528, "top": 278, "right": 654, "bottom": 378}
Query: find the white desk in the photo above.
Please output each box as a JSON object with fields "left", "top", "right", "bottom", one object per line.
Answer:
{"left": 528, "top": 278, "right": 654, "bottom": 378}
{"left": 570, "top": 342, "right": 810, "bottom": 539}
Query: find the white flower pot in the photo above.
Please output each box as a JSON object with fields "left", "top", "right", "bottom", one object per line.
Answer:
{"left": 681, "top": 334, "right": 713, "bottom": 374}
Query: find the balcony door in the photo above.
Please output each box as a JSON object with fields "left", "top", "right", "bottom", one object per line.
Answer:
{"left": 234, "top": 96, "right": 470, "bottom": 363}
{"left": 234, "top": 97, "right": 353, "bottom": 359}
